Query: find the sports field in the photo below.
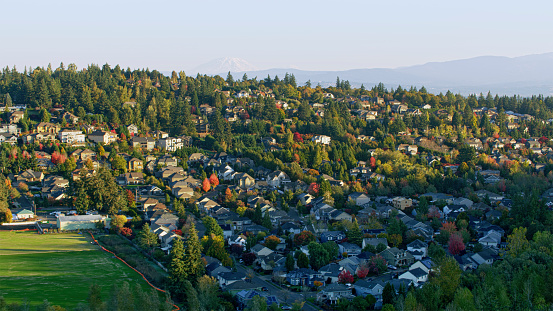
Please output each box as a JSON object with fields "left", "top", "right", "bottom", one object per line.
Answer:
{"left": 0, "top": 231, "right": 151, "bottom": 308}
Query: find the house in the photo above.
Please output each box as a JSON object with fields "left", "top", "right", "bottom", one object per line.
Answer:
{"left": 117, "top": 172, "right": 145, "bottom": 185}
{"left": 339, "top": 242, "right": 362, "bottom": 257}
{"left": 36, "top": 122, "right": 60, "bottom": 134}
{"left": 218, "top": 271, "right": 247, "bottom": 287}
{"left": 329, "top": 209, "right": 353, "bottom": 222}
{"left": 317, "top": 283, "right": 354, "bottom": 304}
{"left": 281, "top": 222, "right": 302, "bottom": 235}
{"left": 16, "top": 169, "right": 44, "bottom": 183}
{"left": 0, "top": 133, "right": 18, "bottom": 145}
{"left": 398, "top": 268, "right": 428, "bottom": 285}
{"left": 127, "top": 158, "right": 143, "bottom": 172}
{"left": 0, "top": 123, "right": 21, "bottom": 135}
{"left": 354, "top": 280, "right": 384, "bottom": 300}
{"left": 391, "top": 197, "right": 412, "bottom": 210}
{"left": 89, "top": 130, "right": 117, "bottom": 145}
{"left": 478, "top": 230, "right": 502, "bottom": 248}
{"left": 132, "top": 137, "right": 156, "bottom": 151}
{"left": 266, "top": 170, "right": 291, "bottom": 188}
{"left": 127, "top": 124, "right": 139, "bottom": 135}
{"left": 379, "top": 247, "right": 415, "bottom": 267}
{"left": 9, "top": 111, "right": 25, "bottom": 124}
{"left": 406, "top": 239, "right": 428, "bottom": 260}
{"left": 348, "top": 192, "right": 370, "bottom": 206}
{"left": 311, "top": 135, "right": 331, "bottom": 145}
{"left": 62, "top": 111, "right": 79, "bottom": 124}
{"left": 320, "top": 231, "right": 346, "bottom": 243}
{"left": 362, "top": 238, "right": 388, "bottom": 250}
{"left": 16, "top": 209, "right": 35, "bottom": 219}
{"left": 59, "top": 129, "right": 86, "bottom": 145}
{"left": 286, "top": 268, "right": 322, "bottom": 286}
{"left": 234, "top": 173, "right": 255, "bottom": 189}
{"left": 157, "top": 137, "right": 184, "bottom": 152}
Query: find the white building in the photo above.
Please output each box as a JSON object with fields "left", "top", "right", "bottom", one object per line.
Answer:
{"left": 157, "top": 137, "right": 184, "bottom": 152}
{"left": 58, "top": 129, "right": 85, "bottom": 145}
{"left": 311, "top": 135, "right": 331, "bottom": 145}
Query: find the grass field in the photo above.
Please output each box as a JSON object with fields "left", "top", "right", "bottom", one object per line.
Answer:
{"left": 0, "top": 231, "right": 153, "bottom": 308}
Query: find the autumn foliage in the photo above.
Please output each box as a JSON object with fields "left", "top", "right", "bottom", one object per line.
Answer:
{"left": 202, "top": 178, "right": 211, "bottom": 192}
{"left": 51, "top": 151, "right": 67, "bottom": 165}
{"left": 209, "top": 173, "right": 219, "bottom": 187}
{"left": 448, "top": 232, "right": 465, "bottom": 255}
{"left": 338, "top": 270, "right": 354, "bottom": 284}
{"left": 294, "top": 231, "right": 316, "bottom": 246}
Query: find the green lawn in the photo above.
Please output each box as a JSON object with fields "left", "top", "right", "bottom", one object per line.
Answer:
{"left": 0, "top": 231, "right": 152, "bottom": 308}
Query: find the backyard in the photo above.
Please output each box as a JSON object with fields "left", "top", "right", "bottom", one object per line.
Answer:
{"left": 0, "top": 231, "right": 155, "bottom": 308}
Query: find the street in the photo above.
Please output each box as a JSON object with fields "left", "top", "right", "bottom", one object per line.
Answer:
{"left": 234, "top": 264, "right": 319, "bottom": 311}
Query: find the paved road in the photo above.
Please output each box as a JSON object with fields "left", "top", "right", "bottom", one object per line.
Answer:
{"left": 235, "top": 264, "right": 319, "bottom": 311}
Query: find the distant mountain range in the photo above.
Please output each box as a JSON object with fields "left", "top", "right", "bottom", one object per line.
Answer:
{"left": 184, "top": 53, "right": 553, "bottom": 96}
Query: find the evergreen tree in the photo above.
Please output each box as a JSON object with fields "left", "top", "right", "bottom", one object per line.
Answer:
{"left": 183, "top": 222, "right": 204, "bottom": 282}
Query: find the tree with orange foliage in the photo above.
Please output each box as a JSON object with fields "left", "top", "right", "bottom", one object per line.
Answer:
{"left": 202, "top": 178, "right": 211, "bottom": 192}
{"left": 209, "top": 173, "right": 219, "bottom": 187}
{"left": 441, "top": 222, "right": 457, "bottom": 235}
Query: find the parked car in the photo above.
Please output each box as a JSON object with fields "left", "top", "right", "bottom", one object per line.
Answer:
{"left": 387, "top": 265, "right": 397, "bottom": 270}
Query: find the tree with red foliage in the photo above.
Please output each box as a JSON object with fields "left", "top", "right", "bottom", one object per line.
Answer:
{"left": 338, "top": 270, "right": 354, "bottom": 284}
{"left": 448, "top": 232, "right": 465, "bottom": 255}
{"left": 370, "top": 156, "right": 376, "bottom": 169}
{"left": 51, "top": 151, "right": 67, "bottom": 165}
{"left": 120, "top": 227, "right": 133, "bottom": 237}
{"left": 294, "top": 231, "right": 316, "bottom": 246}
{"left": 209, "top": 173, "right": 219, "bottom": 187}
{"left": 308, "top": 182, "right": 320, "bottom": 195}
{"left": 539, "top": 136, "right": 548, "bottom": 145}
{"left": 293, "top": 132, "right": 303, "bottom": 143}
{"left": 356, "top": 264, "right": 370, "bottom": 279}
{"left": 173, "top": 229, "right": 183, "bottom": 236}
{"left": 242, "top": 252, "right": 256, "bottom": 266}
{"left": 202, "top": 178, "right": 211, "bottom": 192}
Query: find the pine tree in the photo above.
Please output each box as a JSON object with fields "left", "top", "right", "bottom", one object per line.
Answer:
{"left": 183, "top": 222, "right": 204, "bottom": 282}
{"left": 169, "top": 238, "right": 187, "bottom": 287}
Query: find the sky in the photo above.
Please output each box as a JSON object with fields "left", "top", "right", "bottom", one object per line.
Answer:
{"left": 1, "top": 0, "right": 552, "bottom": 72}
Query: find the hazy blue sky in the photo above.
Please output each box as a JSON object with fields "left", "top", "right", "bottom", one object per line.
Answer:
{"left": 1, "top": 0, "right": 552, "bottom": 72}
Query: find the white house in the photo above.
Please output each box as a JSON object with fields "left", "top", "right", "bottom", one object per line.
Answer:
{"left": 311, "top": 135, "right": 331, "bottom": 145}
{"left": 58, "top": 129, "right": 85, "bottom": 145}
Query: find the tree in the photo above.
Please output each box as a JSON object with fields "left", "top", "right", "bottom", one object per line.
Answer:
{"left": 357, "top": 264, "right": 369, "bottom": 279}
{"left": 322, "top": 241, "right": 339, "bottom": 260}
{"left": 242, "top": 252, "right": 257, "bottom": 266}
{"left": 506, "top": 227, "right": 529, "bottom": 257}
{"left": 431, "top": 256, "right": 461, "bottom": 303}
{"left": 285, "top": 254, "right": 295, "bottom": 271}
{"left": 449, "top": 287, "right": 477, "bottom": 311}
{"left": 169, "top": 238, "right": 187, "bottom": 288}
{"left": 368, "top": 255, "right": 388, "bottom": 275}
{"left": 209, "top": 173, "right": 219, "bottom": 187}
{"left": 347, "top": 219, "right": 363, "bottom": 246}
{"left": 297, "top": 252, "right": 309, "bottom": 268}
{"left": 203, "top": 216, "right": 224, "bottom": 238}
{"left": 202, "top": 178, "right": 211, "bottom": 192}
{"left": 389, "top": 234, "right": 403, "bottom": 248}
{"left": 88, "top": 284, "right": 105, "bottom": 311}
{"left": 383, "top": 282, "right": 396, "bottom": 305}
{"left": 136, "top": 223, "right": 159, "bottom": 256}
{"left": 338, "top": 270, "right": 354, "bottom": 284}
{"left": 196, "top": 275, "right": 220, "bottom": 311}
{"left": 294, "top": 231, "right": 315, "bottom": 246}
{"left": 308, "top": 242, "right": 329, "bottom": 270}
{"left": 182, "top": 222, "right": 204, "bottom": 281}
{"left": 264, "top": 235, "right": 280, "bottom": 250}
{"left": 110, "top": 214, "right": 127, "bottom": 232}
{"left": 448, "top": 232, "right": 465, "bottom": 255}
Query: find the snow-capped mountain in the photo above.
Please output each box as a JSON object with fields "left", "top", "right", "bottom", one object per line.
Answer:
{"left": 191, "top": 57, "right": 257, "bottom": 75}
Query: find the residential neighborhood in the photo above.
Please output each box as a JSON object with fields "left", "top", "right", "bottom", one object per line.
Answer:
{"left": 1, "top": 65, "right": 553, "bottom": 311}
